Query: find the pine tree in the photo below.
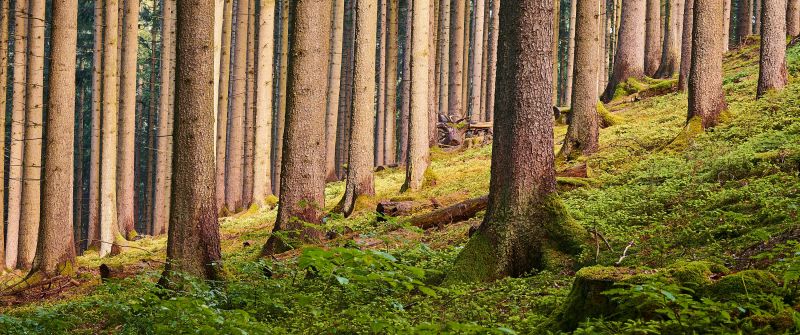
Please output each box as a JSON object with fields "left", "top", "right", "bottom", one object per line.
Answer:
{"left": 756, "top": 0, "right": 787, "bottom": 98}
{"left": 153, "top": 0, "right": 175, "bottom": 236}
{"left": 0, "top": 0, "right": 9, "bottom": 267}
{"left": 644, "top": 0, "right": 661, "bottom": 75}
{"left": 215, "top": 0, "right": 234, "bottom": 210}
{"left": 401, "top": 0, "right": 430, "bottom": 192}
{"left": 252, "top": 0, "right": 276, "bottom": 206}
{"left": 118, "top": 0, "right": 141, "bottom": 240}
{"left": 101, "top": 0, "right": 123, "bottom": 257}
{"left": 224, "top": 0, "right": 251, "bottom": 212}
{"left": 678, "top": 0, "right": 693, "bottom": 91}
{"left": 325, "top": 0, "right": 346, "bottom": 181}
{"left": 789, "top": 0, "right": 800, "bottom": 37}
{"left": 87, "top": 0, "right": 104, "bottom": 250}
{"left": 5, "top": 0, "right": 27, "bottom": 268}
{"left": 447, "top": 0, "right": 466, "bottom": 125}
{"left": 688, "top": 0, "right": 727, "bottom": 128}
{"left": 654, "top": 0, "right": 684, "bottom": 78}
{"left": 602, "top": 0, "right": 646, "bottom": 102}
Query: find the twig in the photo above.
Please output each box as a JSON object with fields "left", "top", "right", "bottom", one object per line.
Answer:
{"left": 616, "top": 241, "right": 635, "bottom": 266}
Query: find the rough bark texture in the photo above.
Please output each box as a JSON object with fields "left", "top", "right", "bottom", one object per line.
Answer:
{"left": 274, "top": 0, "right": 289, "bottom": 191}
{"left": 214, "top": 0, "right": 224, "bottom": 156}
{"left": 566, "top": 0, "right": 578, "bottom": 107}
{"left": 469, "top": 0, "right": 485, "bottom": 122}
{"left": 602, "top": 0, "right": 646, "bottom": 102}
{"left": 448, "top": 0, "right": 586, "bottom": 283}
{"left": 655, "top": 0, "right": 684, "bottom": 78}
{"left": 644, "top": 0, "right": 661, "bottom": 75}
{"left": 753, "top": 0, "right": 760, "bottom": 32}
{"left": 118, "top": 0, "right": 140, "bottom": 240}
{"left": 101, "top": 0, "right": 123, "bottom": 257}
{"left": 253, "top": 0, "right": 276, "bottom": 205}
{"left": 31, "top": 0, "right": 78, "bottom": 276}
{"left": 262, "top": 0, "right": 332, "bottom": 256}
{"left": 436, "top": 0, "right": 450, "bottom": 122}
{"left": 484, "top": 0, "right": 499, "bottom": 122}
{"left": 325, "top": 0, "right": 346, "bottom": 181}
{"left": 215, "top": 0, "right": 233, "bottom": 210}
{"left": 401, "top": 0, "right": 430, "bottom": 192}
{"left": 756, "top": 0, "right": 787, "bottom": 98}
{"left": 336, "top": 1, "right": 354, "bottom": 179}
{"left": 18, "top": 0, "right": 47, "bottom": 269}
{"left": 340, "top": 0, "right": 378, "bottom": 216}
{"left": 6, "top": 0, "right": 28, "bottom": 268}
{"left": 160, "top": 0, "right": 223, "bottom": 284}
{"left": 225, "top": 0, "right": 250, "bottom": 212}
{"left": 153, "top": 0, "right": 175, "bottom": 237}
{"left": 478, "top": 0, "right": 490, "bottom": 121}
{"left": 385, "top": 0, "right": 398, "bottom": 165}
{"left": 737, "top": 0, "right": 752, "bottom": 44}
{"left": 427, "top": 0, "right": 438, "bottom": 146}
{"left": 398, "top": 5, "right": 411, "bottom": 163}
{"left": 0, "top": 0, "right": 8, "bottom": 266}
{"left": 376, "top": 0, "right": 387, "bottom": 167}
{"left": 88, "top": 0, "right": 103, "bottom": 248}
{"left": 789, "top": 0, "right": 800, "bottom": 37}
{"left": 678, "top": 0, "right": 694, "bottom": 91}
{"left": 560, "top": 0, "right": 601, "bottom": 159}
{"left": 242, "top": 0, "right": 256, "bottom": 208}
{"left": 688, "top": 0, "right": 727, "bottom": 129}
{"left": 723, "top": 0, "right": 731, "bottom": 51}
{"left": 447, "top": 0, "right": 466, "bottom": 120}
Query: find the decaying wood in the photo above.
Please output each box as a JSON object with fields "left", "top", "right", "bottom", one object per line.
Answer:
{"left": 408, "top": 195, "right": 489, "bottom": 229}
{"left": 557, "top": 163, "right": 589, "bottom": 178}
{"left": 376, "top": 199, "right": 439, "bottom": 221}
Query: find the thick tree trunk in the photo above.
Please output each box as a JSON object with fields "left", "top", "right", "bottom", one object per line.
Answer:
{"left": 385, "top": 0, "right": 398, "bottom": 165}
{"left": 101, "top": 0, "right": 123, "bottom": 257}
{"left": 242, "top": 0, "right": 256, "bottom": 208}
{"left": 560, "top": 0, "right": 602, "bottom": 159}
{"left": 469, "top": 0, "right": 485, "bottom": 123}
{"left": 262, "top": 0, "right": 333, "bottom": 256}
{"left": 602, "top": 0, "right": 646, "bottom": 102}
{"left": 30, "top": 0, "right": 78, "bottom": 276}
{"left": 678, "top": 0, "right": 694, "bottom": 91}
{"left": 789, "top": 0, "right": 800, "bottom": 37}
{"left": 401, "top": 0, "right": 430, "bottom": 192}
{"left": 484, "top": 0, "right": 499, "bottom": 122}
{"left": 87, "top": 0, "right": 103, "bottom": 249}
{"left": 737, "top": 0, "right": 752, "bottom": 44}
{"left": 18, "top": 0, "right": 47, "bottom": 269}
{"left": 447, "top": 0, "right": 466, "bottom": 121}
{"left": 723, "top": 0, "right": 731, "bottom": 51}
{"left": 153, "top": 0, "right": 175, "bottom": 237}
{"left": 224, "top": 0, "right": 250, "bottom": 212}
{"left": 253, "top": 0, "right": 276, "bottom": 206}
{"left": 376, "top": 0, "right": 387, "bottom": 167}
{"left": 448, "top": 0, "right": 586, "bottom": 283}
{"left": 340, "top": 0, "right": 378, "bottom": 216}
{"left": 655, "top": 0, "right": 684, "bottom": 78}
{"left": 688, "top": 0, "right": 727, "bottom": 129}
{"left": 215, "top": 0, "right": 233, "bottom": 210}
{"left": 325, "top": 0, "right": 346, "bottom": 181}
{"left": 273, "top": 0, "right": 289, "bottom": 191}
{"left": 118, "top": 0, "right": 140, "bottom": 240}
{"left": 160, "top": 0, "right": 223, "bottom": 285}
{"left": 0, "top": 0, "right": 8, "bottom": 266}
{"left": 756, "top": 0, "right": 787, "bottom": 98}
{"left": 644, "top": 0, "right": 661, "bottom": 76}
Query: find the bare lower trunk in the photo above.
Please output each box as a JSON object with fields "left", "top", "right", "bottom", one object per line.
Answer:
{"left": 215, "top": 0, "right": 233, "bottom": 210}
{"left": 737, "top": 0, "right": 752, "bottom": 44}
{"left": 644, "top": 0, "right": 661, "bottom": 76}
{"left": 325, "top": 0, "right": 346, "bottom": 180}
{"left": 484, "top": 0, "right": 499, "bottom": 122}
{"left": 242, "top": 0, "right": 256, "bottom": 208}
{"left": 723, "top": 0, "right": 731, "bottom": 51}
{"left": 688, "top": 0, "right": 727, "bottom": 129}
{"left": 376, "top": 0, "right": 387, "bottom": 167}
{"left": 401, "top": 0, "right": 430, "bottom": 192}
{"left": 253, "top": 0, "right": 276, "bottom": 205}
{"left": 565, "top": 0, "right": 577, "bottom": 106}
{"left": 436, "top": 0, "right": 450, "bottom": 122}
{"left": 5, "top": 0, "right": 26, "bottom": 268}
{"left": 384, "top": 0, "right": 398, "bottom": 165}
{"left": 655, "top": 0, "right": 683, "bottom": 78}
{"left": 153, "top": 0, "right": 175, "bottom": 237}
{"left": 678, "top": 0, "right": 693, "bottom": 91}
{"left": 224, "top": 0, "right": 251, "bottom": 212}
{"left": 447, "top": 0, "right": 466, "bottom": 120}
{"left": 469, "top": 0, "right": 485, "bottom": 122}
{"left": 398, "top": 5, "right": 411, "bottom": 164}
{"left": 273, "top": 0, "right": 289, "bottom": 192}
{"left": 756, "top": 0, "right": 787, "bottom": 98}
{"left": 602, "top": 0, "right": 646, "bottom": 102}
{"left": 101, "top": 0, "right": 123, "bottom": 257}
{"left": 87, "top": 0, "right": 103, "bottom": 249}
{"left": 789, "top": 0, "right": 800, "bottom": 37}
{"left": 0, "top": 0, "right": 8, "bottom": 266}
{"left": 117, "top": 0, "right": 140, "bottom": 240}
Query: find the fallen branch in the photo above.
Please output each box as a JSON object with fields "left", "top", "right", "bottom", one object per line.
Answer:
{"left": 408, "top": 195, "right": 489, "bottom": 230}
{"left": 616, "top": 241, "right": 635, "bottom": 266}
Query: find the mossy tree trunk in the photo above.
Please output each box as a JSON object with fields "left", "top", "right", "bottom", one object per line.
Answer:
{"left": 602, "top": 0, "right": 646, "bottom": 102}
{"left": 262, "top": 0, "right": 332, "bottom": 256}
{"left": 688, "top": 0, "right": 727, "bottom": 129}
{"left": 756, "top": 0, "right": 787, "bottom": 98}
{"left": 447, "top": 0, "right": 587, "bottom": 283}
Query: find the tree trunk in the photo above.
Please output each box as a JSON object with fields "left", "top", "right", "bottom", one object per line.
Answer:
{"left": 789, "top": 0, "right": 800, "bottom": 37}
{"left": 644, "top": 0, "right": 661, "bottom": 76}
{"left": 398, "top": 5, "right": 411, "bottom": 163}
{"left": 602, "top": 0, "right": 646, "bottom": 102}
{"left": 0, "top": 0, "right": 8, "bottom": 267}
{"left": 242, "top": 0, "right": 257, "bottom": 208}
{"left": 325, "top": 0, "right": 346, "bottom": 181}
{"left": 447, "top": 0, "right": 466, "bottom": 121}
{"left": 447, "top": 0, "right": 586, "bottom": 283}
{"left": 560, "top": 0, "right": 602, "bottom": 159}
{"left": 723, "top": 0, "right": 731, "bottom": 51}
{"left": 118, "top": 0, "right": 140, "bottom": 240}
{"left": 261, "top": 0, "right": 333, "bottom": 256}
{"left": 436, "top": 0, "right": 450, "bottom": 123}
{"left": 401, "top": 0, "right": 430, "bottom": 192}
{"left": 5, "top": 0, "right": 27, "bottom": 268}
{"left": 756, "top": 0, "right": 787, "bottom": 98}
{"left": 336, "top": 0, "right": 354, "bottom": 179}
{"left": 87, "top": 0, "right": 103, "bottom": 249}
{"left": 427, "top": 0, "right": 437, "bottom": 146}
{"left": 224, "top": 0, "right": 250, "bottom": 213}
{"left": 460, "top": 4, "right": 469, "bottom": 117}
{"left": 552, "top": 0, "right": 560, "bottom": 106}
{"left": 30, "top": 0, "right": 78, "bottom": 276}
{"left": 339, "top": 0, "right": 378, "bottom": 216}
{"left": 478, "top": 0, "right": 490, "bottom": 121}
{"left": 18, "top": 0, "right": 47, "bottom": 269}
{"left": 384, "top": 0, "right": 398, "bottom": 165}
{"left": 160, "top": 0, "right": 223, "bottom": 285}
{"left": 214, "top": 0, "right": 225, "bottom": 157}
{"left": 273, "top": 0, "right": 289, "bottom": 192}
{"left": 153, "top": 0, "right": 175, "bottom": 237}
{"left": 469, "top": 0, "right": 485, "bottom": 122}
{"left": 215, "top": 0, "right": 234, "bottom": 210}
{"left": 484, "top": 0, "right": 499, "bottom": 122}
{"left": 74, "top": 78, "right": 85, "bottom": 252}
{"left": 688, "top": 0, "right": 727, "bottom": 129}
{"left": 737, "top": 0, "right": 752, "bottom": 44}
{"left": 253, "top": 0, "right": 276, "bottom": 206}
{"left": 565, "top": 0, "right": 578, "bottom": 107}
{"left": 752, "top": 0, "right": 760, "bottom": 33}
{"left": 376, "top": 0, "right": 387, "bottom": 167}
{"left": 145, "top": 0, "right": 160, "bottom": 235}
{"left": 655, "top": 0, "right": 683, "bottom": 78}
{"left": 678, "top": 0, "right": 693, "bottom": 91}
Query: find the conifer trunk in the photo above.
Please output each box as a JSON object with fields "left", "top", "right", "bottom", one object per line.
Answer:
{"left": 87, "top": 0, "right": 103, "bottom": 249}
{"left": 688, "top": 0, "right": 727, "bottom": 129}
{"left": 325, "top": 0, "right": 346, "bottom": 180}
{"left": 215, "top": 0, "right": 233, "bottom": 210}
{"left": 789, "top": 0, "right": 800, "bottom": 37}
{"left": 402, "top": 0, "right": 430, "bottom": 192}
{"left": 273, "top": 0, "right": 289, "bottom": 191}
{"left": 0, "top": 0, "right": 8, "bottom": 266}
{"left": 644, "top": 0, "right": 661, "bottom": 76}
{"left": 436, "top": 0, "right": 450, "bottom": 123}
{"left": 224, "top": 0, "right": 250, "bottom": 212}
{"left": 447, "top": 0, "right": 466, "bottom": 121}
{"left": 723, "top": 0, "right": 731, "bottom": 51}
{"left": 101, "top": 0, "right": 123, "bottom": 256}
{"left": 398, "top": 6, "right": 411, "bottom": 164}
{"left": 602, "top": 0, "right": 646, "bottom": 102}
{"left": 484, "top": 0, "right": 499, "bottom": 122}
{"left": 566, "top": 0, "right": 578, "bottom": 107}
{"left": 469, "top": 0, "right": 485, "bottom": 123}
{"left": 242, "top": 0, "right": 256, "bottom": 208}
{"left": 5, "top": 0, "right": 27, "bottom": 268}
{"left": 655, "top": 0, "right": 683, "bottom": 78}
{"left": 118, "top": 0, "right": 141, "bottom": 240}
{"left": 376, "top": 0, "right": 387, "bottom": 167}
{"left": 153, "top": 0, "right": 175, "bottom": 236}
{"left": 385, "top": 0, "right": 398, "bottom": 165}
{"left": 253, "top": 0, "right": 276, "bottom": 205}
{"left": 678, "top": 0, "right": 693, "bottom": 91}
{"left": 756, "top": 0, "right": 787, "bottom": 98}
{"left": 737, "top": 0, "right": 752, "bottom": 44}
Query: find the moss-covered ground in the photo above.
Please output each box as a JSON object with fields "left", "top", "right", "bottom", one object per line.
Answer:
{"left": 1, "top": 42, "right": 799, "bottom": 334}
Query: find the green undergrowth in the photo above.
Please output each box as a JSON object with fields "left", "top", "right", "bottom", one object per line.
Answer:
{"left": 1, "top": 43, "right": 800, "bottom": 334}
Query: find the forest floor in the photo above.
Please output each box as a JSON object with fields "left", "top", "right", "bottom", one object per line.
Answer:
{"left": 0, "top": 39, "right": 799, "bottom": 334}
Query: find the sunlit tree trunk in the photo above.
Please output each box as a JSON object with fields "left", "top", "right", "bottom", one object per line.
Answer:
{"left": 325, "top": 0, "right": 346, "bottom": 180}
{"left": 224, "top": 0, "right": 250, "bottom": 212}
{"left": 678, "top": 0, "right": 693, "bottom": 91}
{"left": 436, "top": 0, "right": 449, "bottom": 123}
{"left": 215, "top": 0, "right": 233, "bottom": 210}
{"left": 0, "top": 0, "right": 8, "bottom": 267}
{"left": 644, "top": 0, "right": 661, "bottom": 76}
{"left": 401, "top": 0, "right": 430, "bottom": 192}
{"left": 688, "top": 0, "right": 727, "bottom": 128}
{"left": 214, "top": 0, "right": 224, "bottom": 155}
{"left": 565, "top": 0, "right": 578, "bottom": 106}
{"left": 654, "top": 0, "right": 683, "bottom": 78}
{"left": 723, "top": 0, "right": 730, "bottom": 51}
{"left": 242, "top": 0, "right": 256, "bottom": 208}
{"left": 384, "top": 0, "right": 398, "bottom": 165}
{"left": 788, "top": 0, "right": 800, "bottom": 37}
{"left": 469, "top": 0, "right": 485, "bottom": 122}
{"left": 117, "top": 0, "right": 140, "bottom": 240}
{"left": 376, "top": 0, "right": 387, "bottom": 167}
{"left": 756, "top": 0, "right": 787, "bottom": 98}
{"left": 602, "top": 0, "right": 646, "bottom": 102}
{"left": 87, "top": 0, "right": 103, "bottom": 250}
{"left": 447, "top": 0, "right": 466, "bottom": 123}
{"left": 484, "top": 0, "right": 499, "bottom": 122}
{"left": 153, "top": 0, "right": 175, "bottom": 237}
{"left": 253, "top": 0, "right": 275, "bottom": 206}
{"left": 427, "top": 0, "right": 437, "bottom": 146}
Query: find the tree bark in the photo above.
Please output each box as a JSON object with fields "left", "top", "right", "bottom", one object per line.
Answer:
{"left": 5, "top": 0, "right": 27, "bottom": 268}
{"left": 30, "top": 0, "right": 78, "bottom": 276}
{"left": 376, "top": 0, "right": 387, "bottom": 167}
{"left": 87, "top": 0, "right": 103, "bottom": 249}
{"left": 655, "top": 0, "right": 684, "bottom": 78}
{"left": 273, "top": 0, "right": 289, "bottom": 191}
{"left": 756, "top": 0, "right": 787, "bottom": 98}
{"left": 737, "top": 0, "right": 752, "bottom": 44}
{"left": 401, "top": 0, "right": 430, "bottom": 192}
{"left": 723, "top": 0, "right": 731, "bottom": 51}
{"left": 644, "top": 0, "right": 661, "bottom": 76}
{"left": 325, "top": 0, "right": 346, "bottom": 180}
{"left": 447, "top": 0, "right": 466, "bottom": 121}
{"left": 678, "top": 0, "right": 693, "bottom": 91}
{"left": 160, "top": 0, "right": 223, "bottom": 285}
{"left": 484, "top": 0, "right": 499, "bottom": 122}
{"left": 789, "top": 0, "right": 800, "bottom": 37}
{"left": 340, "top": 0, "right": 378, "bottom": 216}
{"left": 565, "top": 0, "right": 578, "bottom": 107}
{"left": 215, "top": 0, "right": 234, "bottom": 210}
{"left": 428, "top": 0, "right": 438, "bottom": 146}
{"left": 262, "top": 0, "right": 332, "bottom": 256}
{"left": 448, "top": 0, "right": 586, "bottom": 283}
{"left": 18, "top": 0, "right": 47, "bottom": 269}
{"left": 224, "top": 0, "right": 250, "bottom": 212}
{"left": 214, "top": 0, "right": 224, "bottom": 157}
{"left": 436, "top": 0, "right": 450, "bottom": 123}
{"left": 384, "top": 0, "right": 398, "bottom": 165}
{"left": 398, "top": 5, "right": 411, "bottom": 163}
{"left": 153, "top": 0, "right": 176, "bottom": 236}
{"left": 469, "top": 0, "right": 485, "bottom": 122}
{"left": 688, "top": 0, "right": 727, "bottom": 129}
{"left": 253, "top": 0, "right": 276, "bottom": 206}
{"left": 242, "top": 0, "right": 257, "bottom": 208}
{"left": 752, "top": 0, "right": 760, "bottom": 33}
{"left": 602, "top": 0, "right": 646, "bottom": 102}
{"left": 118, "top": 0, "right": 141, "bottom": 240}
{"left": 336, "top": 0, "right": 354, "bottom": 179}
{"left": 0, "top": 0, "right": 9, "bottom": 267}
{"left": 560, "top": 0, "right": 602, "bottom": 159}
{"left": 478, "top": 0, "right": 490, "bottom": 121}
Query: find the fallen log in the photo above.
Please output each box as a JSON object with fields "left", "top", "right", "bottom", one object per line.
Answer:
{"left": 408, "top": 195, "right": 489, "bottom": 230}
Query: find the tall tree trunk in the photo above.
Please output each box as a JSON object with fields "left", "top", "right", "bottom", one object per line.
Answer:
{"left": 29, "top": 0, "right": 78, "bottom": 276}
{"left": 789, "top": 0, "right": 800, "bottom": 37}
{"left": 376, "top": 0, "right": 387, "bottom": 167}
{"left": 6, "top": 0, "right": 27, "bottom": 269}
{"left": 325, "top": 0, "right": 346, "bottom": 180}
{"left": 469, "top": 0, "right": 485, "bottom": 122}
{"left": 448, "top": 0, "right": 585, "bottom": 283}
{"left": 118, "top": 0, "right": 140, "bottom": 240}
{"left": 262, "top": 0, "right": 332, "bottom": 257}
{"left": 153, "top": 0, "right": 175, "bottom": 236}
{"left": 644, "top": 0, "right": 661, "bottom": 76}
{"left": 160, "top": 0, "right": 223, "bottom": 285}
{"left": 18, "top": 0, "right": 47, "bottom": 269}
{"left": 560, "top": 0, "right": 601, "bottom": 159}
{"left": 447, "top": 0, "right": 466, "bottom": 122}
{"left": 436, "top": 0, "right": 450, "bottom": 123}
{"left": 737, "top": 0, "right": 752, "bottom": 44}
{"left": 398, "top": 6, "right": 411, "bottom": 164}
{"left": 484, "top": 0, "right": 499, "bottom": 122}
{"left": 340, "top": 0, "right": 378, "bottom": 216}
{"left": 0, "top": 0, "right": 9, "bottom": 267}
{"left": 551, "top": 0, "right": 560, "bottom": 106}
{"left": 214, "top": 0, "right": 225, "bottom": 157}
{"left": 384, "top": 0, "right": 398, "bottom": 165}
{"left": 756, "top": 0, "right": 787, "bottom": 98}
{"left": 460, "top": 4, "right": 469, "bottom": 117}
{"left": 688, "top": 0, "right": 726, "bottom": 129}
{"left": 273, "top": 0, "right": 289, "bottom": 192}
{"left": 678, "top": 0, "right": 693, "bottom": 91}
{"left": 215, "top": 0, "right": 233, "bottom": 210}
{"left": 566, "top": 0, "right": 578, "bottom": 107}
{"left": 336, "top": 1, "right": 354, "bottom": 179}
{"left": 723, "top": 0, "right": 731, "bottom": 51}
{"left": 242, "top": 0, "right": 256, "bottom": 208}
{"left": 654, "top": 0, "right": 683, "bottom": 78}
{"left": 145, "top": 0, "right": 159, "bottom": 236}
{"left": 74, "top": 79, "right": 85, "bottom": 252}
{"left": 478, "top": 0, "right": 490, "bottom": 121}
{"left": 253, "top": 0, "right": 276, "bottom": 206}
{"left": 427, "top": 0, "right": 438, "bottom": 146}
{"left": 224, "top": 0, "right": 250, "bottom": 212}
{"left": 87, "top": 0, "right": 103, "bottom": 250}
{"left": 602, "top": 0, "right": 646, "bottom": 102}
{"left": 402, "top": 0, "right": 430, "bottom": 192}
{"left": 752, "top": 0, "right": 760, "bottom": 33}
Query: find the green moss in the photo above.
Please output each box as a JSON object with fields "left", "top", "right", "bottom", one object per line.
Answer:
{"left": 597, "top": 102, "right": 623, "bottom": 128}
{"left": 664, "top": 116, "right": 705, "bottom": 152}
{"left": 709, "top": 270, "right": 780, "bottom": 299}
{"left": 540, "top": 195, "right": 589, "bottom": 256}
{"left": 443, "top": 230, "right": 497, "bottom": 284}
{"left": 668, "top": 261, "right": 728, "bottom": 289}
{"left": 263, "top": 194, "right": 279, "bottom": 208}
{"left": 422, "top": 166, "right": 439, "bottom": 188}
